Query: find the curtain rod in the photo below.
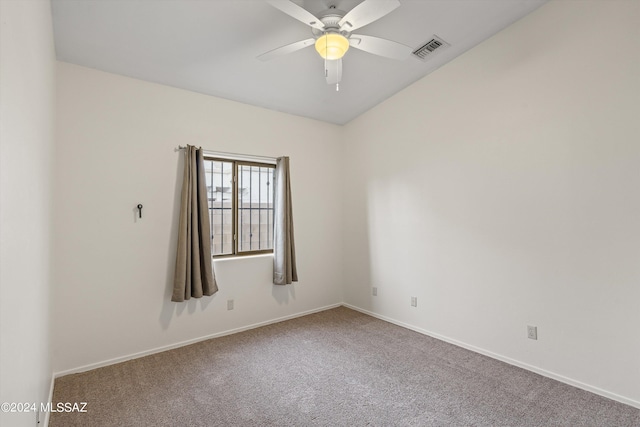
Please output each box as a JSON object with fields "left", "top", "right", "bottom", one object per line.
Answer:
{"left": 176, "top": 146, "right": 278, "bottom": 162}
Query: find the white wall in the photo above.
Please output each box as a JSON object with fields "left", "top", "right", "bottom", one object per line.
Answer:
{"left": 0, "top": 0, "right": 55, "bottom": 425}
{"left": 52, "top": 0, "right": 639, "bottom": 410}
{"left": 53, "top": 62, "right": 344, "bottom": 373}
{"left": 343, "top": 0, "right": 639, "bottom": 407}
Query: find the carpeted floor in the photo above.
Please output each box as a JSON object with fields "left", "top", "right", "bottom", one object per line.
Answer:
{"left": 50, "top": 307, "right": 639, "bottom": 426}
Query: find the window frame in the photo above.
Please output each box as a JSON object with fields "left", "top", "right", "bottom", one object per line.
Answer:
{"left": 205, "top": 156, "right": 275, "bottom": 259}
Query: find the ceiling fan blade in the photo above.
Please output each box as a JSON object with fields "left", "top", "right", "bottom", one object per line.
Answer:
{"left": 339, "top": 0, "right": 400, "bottom": 32}
{"left": 349, "top": 34, "right": 412, "bottom": 60}
{"left": 267, "top": 0, "right": 325, "bottom": 30}
{"left": 325, "top": 59, "right": 342, "bottom": 85}
{"left": 257, "top": 38, "right": 315, "bottom": 61}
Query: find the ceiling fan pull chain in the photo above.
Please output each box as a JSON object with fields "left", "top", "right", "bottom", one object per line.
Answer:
{"left": 324, "top": 37, "right": 329, "bottom": 80}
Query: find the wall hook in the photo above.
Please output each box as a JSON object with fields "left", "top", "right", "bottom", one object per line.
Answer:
{"left": 137, "top": 204, "right": 143, "bottom": 218}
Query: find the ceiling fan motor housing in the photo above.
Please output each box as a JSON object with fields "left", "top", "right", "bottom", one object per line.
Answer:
{"left": 311, "top": 8, "right": 351, "bottom": 40}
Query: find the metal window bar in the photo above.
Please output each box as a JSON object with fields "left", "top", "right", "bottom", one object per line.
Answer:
{"left": 259, "top": 167, "right": 262, "bottom": 249}
{"left": 220, "top": 161, "right": 224, "bottom": 253}
{"left": 236, "top": 166, "right": 244, "bottom": 251}
{"left": 181, "top": 149, "right": 278, "bottom": 257}
{"left": 231, "top": 161, "right": 236, "bottom": 254}
{"left": 249, "top": 167, "right": 253, "bottom": 250}
{"left": 236, "top": 165, "right": 275, "bottom": 252}
{"left": 208, "top": 160, "right": 214, "bottom": 254}
{"left": 270, "top": 169, "right": 274, "bottom": 249}
{"left": 205, "top": 159, "right": 236, "bottom": 256}
{"left": 204, "top": 156, "right": 275, "bottom": 257}
{"left": 266, "top": 171, "right": 270, "bottom": 249}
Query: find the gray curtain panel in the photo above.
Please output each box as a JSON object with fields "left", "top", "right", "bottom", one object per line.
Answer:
{"left": 273, "top": 156, "right": 298, "bottom": 285}
{"left": 172, "top": 145, "right": 218, "bottom": 302}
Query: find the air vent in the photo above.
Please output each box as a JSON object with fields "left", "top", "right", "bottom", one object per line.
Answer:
{"left": 412, "top": 36, "right": 449, "bottom": 61}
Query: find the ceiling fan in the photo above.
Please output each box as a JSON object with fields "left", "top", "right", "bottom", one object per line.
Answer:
{"left": 258, "top": 0, "right": 412, "bottom": 90}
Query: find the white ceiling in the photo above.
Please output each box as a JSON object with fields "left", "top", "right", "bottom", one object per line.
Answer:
{"left": 51, "top": 0, "right": 547, "bottom": 125}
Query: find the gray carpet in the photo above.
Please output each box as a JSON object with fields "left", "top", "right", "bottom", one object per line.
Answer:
{"left": 50, "top": 307, "right": 639, "bottom": 426}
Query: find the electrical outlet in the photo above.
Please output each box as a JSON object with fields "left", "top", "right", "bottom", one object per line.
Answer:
{"left": 372, "top": 287, "right": 377, "bottom": 296}
{"left": 411, "top": 297, "right": 417, "bottom": 307}
{"left": 527, "top": 325, "right": 537, "bottom": 340}
{"left": 227, "top": 299, "right": 234, "bottom": 310}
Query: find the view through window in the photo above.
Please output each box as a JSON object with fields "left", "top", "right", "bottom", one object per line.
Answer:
{"left": 204, "top": 158, "right": 275, "bottom": 257}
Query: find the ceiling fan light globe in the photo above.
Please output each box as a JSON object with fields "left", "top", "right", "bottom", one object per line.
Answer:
{"left": 315, "top": 33, "right": 349, "bottom": 60}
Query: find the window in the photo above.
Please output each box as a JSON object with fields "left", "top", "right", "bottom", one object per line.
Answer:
{"left": 204, "top": 157, "right": 275, "bottom": 257}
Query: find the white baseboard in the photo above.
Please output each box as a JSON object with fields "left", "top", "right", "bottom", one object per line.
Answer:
{"left": 342, "top": 303, "right": 640, "bottom": 410}
{"left": 50, "top": 301, "right": 639, "bottom": 411}
{"left": 53, "top": 303, "right": 342, "bottom": 379}
{"left": 42, "top": 372, "right": 55, "bottom": 426}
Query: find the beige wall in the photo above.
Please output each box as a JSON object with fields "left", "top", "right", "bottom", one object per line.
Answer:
{"left": 0, "top": 0, "right": 56, "bottom": 425}
{"left": 343, "top": 0, "right": 640, "bottom": 406}
{"left": 53, "top": 62, "right": 344, "bottom": 373}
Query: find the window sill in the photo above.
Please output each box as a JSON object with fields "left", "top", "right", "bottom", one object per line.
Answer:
{"left": 213, "top": 253, "right": 273, "bottom": 263}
